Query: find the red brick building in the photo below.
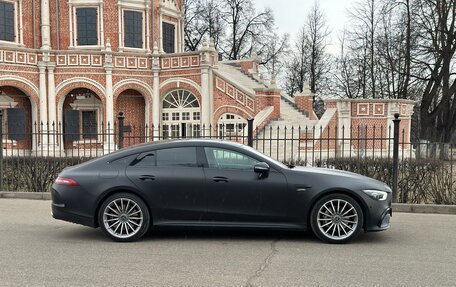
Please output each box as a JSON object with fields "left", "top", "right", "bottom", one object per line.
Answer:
{"left": 0, "top": 0, "right": 280, "bottom": 153}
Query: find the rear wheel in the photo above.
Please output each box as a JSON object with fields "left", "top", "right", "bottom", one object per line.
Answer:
{"left": 310, "top": 193, "right": 363, "bottom": 244}
{"left": 98, "top": 193, "right": 150, "bottom": 242}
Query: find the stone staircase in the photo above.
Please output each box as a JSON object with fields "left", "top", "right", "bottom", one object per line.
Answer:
{"left": 254, "top": 97, "right": 318, "bottom": 161}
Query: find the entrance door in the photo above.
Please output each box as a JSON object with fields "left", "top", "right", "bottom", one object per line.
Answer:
{"left": 162, "top": 90, "right": 201, "bottom": 139}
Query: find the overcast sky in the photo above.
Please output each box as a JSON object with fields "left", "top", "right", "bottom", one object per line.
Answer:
{"left": 254, "top": 0, "right": 358, "bottom": 54}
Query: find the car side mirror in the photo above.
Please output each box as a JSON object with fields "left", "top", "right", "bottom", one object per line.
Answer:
{"left": 254, "top": 162, "right": 270, "bottom": 178}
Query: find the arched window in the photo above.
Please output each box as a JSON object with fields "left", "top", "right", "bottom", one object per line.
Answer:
{"left": 161, "top": 90, "right": 201, "bottom": 139}
{"left": 218, "top": 113, "right": 247, "bottom": 137}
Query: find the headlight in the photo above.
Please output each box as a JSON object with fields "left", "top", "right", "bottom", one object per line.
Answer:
{"left": 363, "top": 190, "right": 388, "bottom": 201}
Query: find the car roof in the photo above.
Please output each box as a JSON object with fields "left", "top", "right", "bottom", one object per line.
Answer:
{"left": 104, "top": 139, "right": 245, "bottom": 162}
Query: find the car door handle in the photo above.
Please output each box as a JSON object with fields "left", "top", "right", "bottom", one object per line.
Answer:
{"left": 297, "top": 185, "right": 312, "bottom": 192}
{"left": 213, "top": 176, "right": 229, "bottom": 183}
{"left": 139, "top": 175, "right": 156, "bottom": 181}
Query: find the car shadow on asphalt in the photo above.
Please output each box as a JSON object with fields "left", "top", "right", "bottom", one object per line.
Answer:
{"left": 56, "top": 225, "right": 391, "bottom": 245}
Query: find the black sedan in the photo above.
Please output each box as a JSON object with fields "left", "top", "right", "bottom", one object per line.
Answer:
{"left": 52, "top": 140, "right": 392, "bottom": 243}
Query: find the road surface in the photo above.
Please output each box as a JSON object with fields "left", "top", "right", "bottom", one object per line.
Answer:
{"left": 0, "top": 199, "right": 455, "bottom": 286}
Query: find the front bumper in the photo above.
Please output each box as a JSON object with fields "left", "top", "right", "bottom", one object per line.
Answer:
{"left": 366, "top": 205, "right": 392, "bottom": 232}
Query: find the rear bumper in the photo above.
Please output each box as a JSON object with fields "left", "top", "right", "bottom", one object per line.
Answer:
{"left": 51, "top": 187, "right": 96, "bottom": 228}
{"left": 52, "top": 203, "right": 96, "bottom": 227}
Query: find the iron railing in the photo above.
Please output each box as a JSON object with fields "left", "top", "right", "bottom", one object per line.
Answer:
{"left": 1, "top": 111, "right": 456, "bottom": 204}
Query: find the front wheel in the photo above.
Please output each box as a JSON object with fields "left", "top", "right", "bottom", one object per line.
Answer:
{"left": 98, "top": 193, "right": 150, "bottom": 242}
{"left": 310, "top": 193, "right": 364, "bottom": 244}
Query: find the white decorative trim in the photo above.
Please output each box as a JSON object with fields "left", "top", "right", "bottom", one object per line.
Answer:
{"left": 27, "top": 53, "right": 37, "bottom": 65}
{"left": 57, "top": 55, "right": 67, "bottom": 66}
{"left": 373, "top": 103, "right": 385, "bottom": 116}
{"left": 213, "top": 105, "right": 254, "bottom": 120}
{"left": 55, "top": 77, "right": 106, "bottom": 99}
{"left": 126, "top": 57, "right": 137, "bottom": 68}
{"left": 159, "top": 78, "right": 202, "bottom": 95}
{"left": 79, "top": 55, "right": 90, "bottom": 66}
{"left": 3, "top": 51, "right": 15, "bottom": 63}
{"left": 357, "top": 103, "right": 370, "bottom": 116}
{"left": 0, "top": 75, "right": 40, "bottom": 97}
{"left": 0, "top": 95, "right": 18, "bottom": 108}
{"left": 112, "top": 79, "right": 154, "bottom": 99}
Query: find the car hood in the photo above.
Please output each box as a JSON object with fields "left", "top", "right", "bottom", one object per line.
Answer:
{"left": 288, "top": 166, "right": 390, "bottom": 191}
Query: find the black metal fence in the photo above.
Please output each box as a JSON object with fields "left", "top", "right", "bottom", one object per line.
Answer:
{"left": 0, "top": 111, "right": 455, "bottom": 204}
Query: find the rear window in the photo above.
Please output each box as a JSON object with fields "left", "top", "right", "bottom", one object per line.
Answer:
{"left": 156, "top": 147, "right": 197, "bottom": 167}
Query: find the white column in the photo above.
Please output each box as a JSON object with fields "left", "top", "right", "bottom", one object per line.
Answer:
{"left": 40, "top": 0, "right": 51, "bottom": 50}
{"left": 69, "top": 5, "right": 74, "bottom": 47}
{"left": 105, "top": 66, "right": 116, "bottom": 152}
{"left": 145, "top": 5, "right": 151, "bottom": 52}
{"left": 38, "top": 63, "right": 48, "bottom": 150}
{"left": 336, "top": 101, "right": 351, "bottom": 157}
{"left": 47, "top": 64, "right": 58, "bottom": 150}
{"left": 152, "top": 71, "right": 160, "bottom": 138}
{"left": 99, "top": 3, "right": 105, "bottom": 47}
{"left": 201, "top": 66, "right": 211, "bottom": 132}
{"left": 158, "top": 9, "right": 163, "bottom": 52}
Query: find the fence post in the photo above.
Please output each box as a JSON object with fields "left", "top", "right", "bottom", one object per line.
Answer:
{"left": 392, "top": 113, "right": 401, "bottom": 202}
{"left": 247, "top": 119, "right": 254, "bottom": 147}
{"left": 118, "top": 112, "right": 125, "bottom": 149}
{"left": 0, "top": 110, "right": 3, "bottom": 191}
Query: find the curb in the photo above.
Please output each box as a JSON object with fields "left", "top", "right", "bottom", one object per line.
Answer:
{"left": 0, "top": 192, "right": 51, "bottom": 200}
{"left": 1, "top": 192, "right": 455, "bottom": 215}
{"left": 392, "top": 203, "right": 456, "bottom": 215}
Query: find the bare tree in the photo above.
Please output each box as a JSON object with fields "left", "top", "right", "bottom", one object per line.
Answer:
{"left": 283, "top": 2, "right": 331, "bottom": 97}
{"left": 259, "top": 33, "right": 290, "bottom": 78}
{"left": 184, "top": 0, "right": 224, "bottom": 51}
{"left": 220, "top": 0, "right": 274, "bottom": 60}
{"left": 412, "top": 0, "right": 456, "bottom": 142}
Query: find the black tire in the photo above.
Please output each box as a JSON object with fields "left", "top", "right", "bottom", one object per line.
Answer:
{"left": 310, "top": 193, "right": 364, "bottom": 244}
{"left": 98, "top": 193, "right": 150, "bottom": 242}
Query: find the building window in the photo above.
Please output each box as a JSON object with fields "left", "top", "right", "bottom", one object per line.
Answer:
{"left": 81, "top": 110, "right": 97, "bottom": 139}
{"left": 0, "top": 1, "right": 14, "bottom": 42}
{"left": 124, "top": 10, "right": 143, "bottom": 48}
{"left": 162, "top": 22, "right": 175, "bottom": 53}
{"left": 76, "top": 7, "right": 98, "bottom": 46}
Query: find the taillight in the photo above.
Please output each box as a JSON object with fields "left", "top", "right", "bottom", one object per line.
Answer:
{"left": 55, "top": 177, "right": 79, "bottom": 186}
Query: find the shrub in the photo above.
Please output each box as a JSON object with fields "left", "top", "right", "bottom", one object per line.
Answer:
{"left": 1, "top": 157, "right": 89, "bottom": 193}
{"left": 284, "top": 157, "right": 456, "bottom": 205}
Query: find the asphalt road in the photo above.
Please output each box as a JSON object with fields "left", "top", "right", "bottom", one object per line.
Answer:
{"left": 0, "top": 199, "right": 455, "bottom": 287}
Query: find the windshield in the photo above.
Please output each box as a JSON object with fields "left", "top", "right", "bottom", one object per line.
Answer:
{"left": 241, "top": 145, "right": 289, "bottom": 169}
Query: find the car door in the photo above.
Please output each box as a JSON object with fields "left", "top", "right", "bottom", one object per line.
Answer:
{"left": 126, "top": 147, "right": 207, "bottom": 223}
{"left": 202, "top": 146, "right": 289, "bottom": 224}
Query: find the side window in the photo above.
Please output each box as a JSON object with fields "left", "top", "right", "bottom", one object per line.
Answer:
{"left": 156, "top": 147, "right": 197, "bottom": 167}
{"left": 131, "top": 151, "right": 156, "bottom": 167}
{"left": 204, "top": 147, "right": 259, "bottom": 170}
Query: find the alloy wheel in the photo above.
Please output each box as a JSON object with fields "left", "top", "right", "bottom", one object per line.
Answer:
{"left": 103, "top": 198, "right": 144, "bottom": 239}
{"left": 316, "top": 199, "right": 358, "bottom": 241}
